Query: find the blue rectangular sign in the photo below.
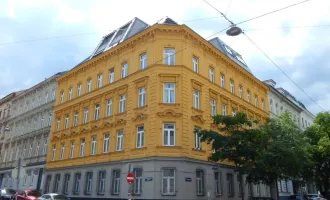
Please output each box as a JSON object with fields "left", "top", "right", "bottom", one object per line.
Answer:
{"left": 145, "top": 177, "right": 153, "bottom": 181}
{"left": 185, "top": 177, "right": 192, "bottom": 182}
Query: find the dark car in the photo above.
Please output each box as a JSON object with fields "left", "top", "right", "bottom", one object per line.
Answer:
{"left": 16, "top": 190, "right": 41, "bottom": 200}
{"left": 289, "top": 195, "right": 309, "bottom": 200}
{"left": 0, "top": 188, "right": 16, "bottom": 200}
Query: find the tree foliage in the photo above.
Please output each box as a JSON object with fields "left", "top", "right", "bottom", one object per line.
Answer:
{"left": 304, "top": 112, "right": 330, "bottom": 198}
{"left": 197, "top": 112, "right": 311, "bottom": 185}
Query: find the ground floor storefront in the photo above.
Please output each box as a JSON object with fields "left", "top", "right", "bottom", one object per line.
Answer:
{"left": 44, "top": 157, "right": 272, "bottom": 200}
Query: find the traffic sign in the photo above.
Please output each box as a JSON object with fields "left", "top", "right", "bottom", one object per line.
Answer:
{"left": 126, "top": 173, "right": 134, "bottom": 183}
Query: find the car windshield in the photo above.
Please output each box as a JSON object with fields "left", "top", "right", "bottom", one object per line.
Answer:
{"left": 1, "top": 189, "right": 16, "bottom": 195}
{"left": 27, "top": 191, "right": 41, "bottom": 196}
{"left": 53, "top": 195, "right": 67, "bottom": 200}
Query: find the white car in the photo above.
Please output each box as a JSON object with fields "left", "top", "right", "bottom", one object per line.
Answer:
{"left": 308, "top": 194, "right": 327, "bottom": 200}
{"left": 37, "top": 193, "right": 70, "bottom": 200}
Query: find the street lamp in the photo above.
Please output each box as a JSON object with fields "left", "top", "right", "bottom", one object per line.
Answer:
{"left": 226, "top": 25, "right": 243, "bottom": 36}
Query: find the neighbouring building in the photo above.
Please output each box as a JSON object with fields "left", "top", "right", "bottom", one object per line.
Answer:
{"left": 44, "top": 17, "right": 270, "bottom": 200}
{"left": 0, "top": 72, "right": 65, "bottom": 191}
{"left": 264, "top": 79, "right": 316, "bottom": 200}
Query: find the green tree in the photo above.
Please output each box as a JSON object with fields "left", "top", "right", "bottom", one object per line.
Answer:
{"left": 197, "top": 112, "right": 311, "bottom": 186}
{"left": 304, "top": 112, "right": 330, "bottom": 198}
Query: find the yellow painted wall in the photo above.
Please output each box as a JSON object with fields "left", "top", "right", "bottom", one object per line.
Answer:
{"left": 46, "top": 24, "right": 269, "bottom": 169}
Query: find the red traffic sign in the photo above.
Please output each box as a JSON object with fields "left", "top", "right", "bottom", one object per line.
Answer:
{"left": 126, "top": 173, "right": 134, "bottom": 183}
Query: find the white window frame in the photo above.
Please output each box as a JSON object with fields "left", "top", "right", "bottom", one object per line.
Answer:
{"left": 60, "top": 143, "right": 65, "bottom": 160}
{"left": 232, "top": 108, "right": 236, "bottom": 116}
{"left": 83, "top": 107, "right": 88, "bottom": 124}
{"left": 77, "top": 84, "right": 82, "bottom": 97}
{"left": 112, "top": 170, "right": 121, "bottom": 194}
{"left": 194, "top": 127, "right": 201, "bottom": 150}
{"left": 140, "top": 53, "right": 147, "bottom": 70}
{"left": 138, "top": 87, "right": 145, "bottom": 107}
{"left": 91, "top": 136, "right": 96, "bottom": 155}
{"left": 64, "top": 115, "right": 69, "bottom": 129}
{"left": 56, "top": 118, "right": 60, "bottom": 131}
{"left": 215, "top": 172, "right": 222, "bottom": 195}
{"left": 79, "top": 139, "right": 85, "bottom": 157}
{"left": 48, "top": 113, "right": 52, "bottom": 127}
{"left": 97, "top": 74, "right": 103, "bottom": 88}
{"left": 164, "top": 48, "right": 175, "bottom": 65}
{"left": 69, "top": 141, "right": 74, "bottom": 158}
{"left": 133, "top": 168, "right": 143, "bottom": 194}
{"left": 239, "top": 86, "right": 243, "bottom": 98}
{"left": 116, "top": 130, "right": 123, "bottom": 151}
{"left": 51, "top": 145, "right": 56, "bottom": 161}
{"left": 210, "top": 99, "right": 216, "bottom": 116}
{"left": 94, "top": 104, "right": 100, "bottom": 120}
{"left": 98, "top": 171, "right": 105, "bottom": 194}
{"left": 163, "top": 123, "right": 175, "bottom": 146}
{"left": 230, "top": 80, "right": 234, "bottom": 94}
{"left": 193, "top": 90, "right": 200, "bottom": 109}
{"left": 196, "top": 170, "right": 204, "bottom": 195}
{"left": 192, "top": 56, "right": 198, "bottom": 72}
{"left": 220, "top": 74, "right": 225, "bottom": 88}
{"left": 68, "top": 88, "right": 72, "bottom": 100}
{"left": 162, "top": 168, "right": 175, "bottom": 195}
{"left": 121, "top": 62, "right": 128, "bottom": 78}
{"left": 85, "top": 172, "right": 93, "bottom": 194}
{"left": 42, "top": 139, "right": 47, "bottom": 155}
{"left": 60, "top": 92, "right": 64, "bottom": 104}
{"left": 52, "top": 89, "right": 56, "bottom": 101}
{"left": 255, "top": 95, "right": 258, "bottom": 107}
{"left": 87, "top": 79, "right": 92, "bottom": 93}
{"left": 222, "top": 104, "right": 227, "bottom": 116}
{"left": 209, "top": 67, "right": 214, "bottom": 82}
{"left": 103, "top": 134, "right": 109, "bottom": 153}
{"left": 45, "top": 92, "right": 48, "bottom": 103}
{"left": 28, "top": 143, "right": 32, "bottom": 157}
{"left": 163, "top": 83, "right": 175, "bottom": 104}
{"left": 64, "top": 174, "right": 70, "bottom": 194}
{"left": 73, "top": 111, "right": 78, "bottom": 127}
{"left": 227, "top": 173, "right": 234, "bottom": 197}
{"left": 109, "top": 68, "right": 114, "bottom": 83}
{"left": 119, "top": 95, "right": 126, "bottom": 113}
{"left": 106, "top": 99, "right": 112, "bottom": 117}
{"left": 247, "top": 90, "right": 251, "bottom": 103}
{"left": 136, "top": 125, "right": 144, "bottom": 148}
{"left": 262, "top": 100, "right": 265, "bottom": 110}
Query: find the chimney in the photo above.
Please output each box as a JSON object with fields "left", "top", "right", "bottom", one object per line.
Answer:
{"left": 263, "top": 79, "right": 276, "bottom": 87}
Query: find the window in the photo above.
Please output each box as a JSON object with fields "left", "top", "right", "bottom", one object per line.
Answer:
{"left": 133, "top": 168, "right": 142, "bottom": 194}
{"left": 230, "top": 80, "right": 234, "bottom": 94}
{"left": 119, "top": 95, "right": 126, "bottom": 113}
{"left": 51, "top": 145, "right": 56, "bottom": 161}
{"left": 64, "top": 115, "right": 69, "bottom": 129}
{"left": 238, "top": 174, "right": 243, "bottom": 197}
{"left": 94, "top": 104, "right": 100, "bottom": 120}
{"left": 112, "top": 170, "right": 121, "bottom": 194}
{"left": 163, "top": 123, "right": 175, "bottom": 146}
{"left": 43, "top": 140, "right": 47, "bottom": 155}
{"left": 40, "top": 115, "right": 44, "bottom": 128}
{"left": 232, "top": 108, "right": 236, "bottom": 116}
{"left": 87, "top": 79, "right": 92, "bottom": 93}
{"left": 239, "top": 86, "right": 243, "bottom": 98}
{"left": 60, "top": 92, "right": 64, "bottom": 104}
{"left": 256, "top": 184, "right": 260, "bottom": 195}
{"left": 16, "top": 147, "right": 20, "bottom": 159}
{"left": 53, "top": 174, "right": 60, "bottom": 193}
{"left": 97, "top": 74, "right": 103, "bottom": 88}
{"left": 140, "top": 53, "right": 147, "bottom": 70}
{"left": 164, "top": 48, "right": 175, "bottom": 65}
{"left": 208, "top": 67, "right": 214, "bottom": 82}
{"left": 136, "top": 125, "right": 144, "bottom": 148}
{"left": 83, "top": 107, "right": 88, "bottom": 124}
{"left": 255, "top": 95, "right": 258, "bottom": 107}
{"left": 63, "top": 174, "right": 70, "bottom": 195}
{"left": 73, "top": 111, "right": 78, "bottom": 127}
{"left": 98, "top": 171, "right": 106, "bottom": 195}
{"left": 28, "top": 144, "right": 32, "bottom": 157}
{"left": 227, "top": 173, "right": 234, "bottom": 197}
{"left": 60, "top": 143, "right": 65, "bottom": 160}
{"left": 106, "top": 99, "right": 112, "bottom": 117}
{"left": 77, "top": 84, "right": 82, "bottom": 97}
{"left": 163, "top": 83, "right": 175, "bottom": 103}
{"left": 45, "top": 92, "right": 48, "bottom": 103}
{"left": 262, "top": 99, "right": 265, "bottom": 110}
{"left": 210, "top": 99, "right": 216, "bottom": 116}
{"left": 194, "top": 127, "right": 201, "bottom": 150}
{"left": 248, "top": 183, "right": 252, "bottom": 196}
{"left": 68, "top": 88, "right": 72, "bottom": 100}
{"left": 275, "top": 103, "right": 278, "bottom": 114}
{"left": 56, "top": 117, "right": 60, "bottom": 131}
{"left": 69, "top": 141, "right": 74, "bottom": 158}
{"left": 220, "top": 74, "right": 225, "bottom": 88}
{"left": 138, "top": 87, "right": 145, "bottom": 107}
{"left": 247, "top": 90, "right": 251, "bottom": 103}
{"left": 73, "top": 173, "right": 81, "bottom": 194}
{"left": 52, "top": 89, "right": 56, "bottom": 101}
{"left": 222, "top": 104, "right": 227, "bottom": 116}
{"left": 193, "top": 90, "right": 200, "bottom": 109}
{"left": 45, "top": 175, "right": 52, "bottom": 193}
{"left": 192, "top": 56, "right": 198, "bottom": 72}
{"left": 103, "top": 134, "right": 109, "bottom": 153}
{"left": 80, "top": 139, "right": 85, "bottom": 157}
{"left": 224, "top": 45, "right": 233, "bottom": 54}
{"left": 215, "top": 172, "right": 222, "bottom": 196}
{"left": 116, "top": 130, "right": 123, "bottom": 151}
{"left": 48, "top": 113, "right": 52, "bottom": 126}
{"left": 109, "top": 68, "right": 114, "bottom": 83}
{"left": 91, "top": 136, "right": 96, "bottom": 155}
{"left": 196, "top": 170, "right": 204, "bottom": 195}
{"left": 270, "top": 100, "right": 274, "bottom": 113}
{"left": 162, "top": 168, "right": 175, "bottom": 195}
{"left": 85, "top": 172, "right": 93, "bottom": 195}
{"left": 121, "top": 62, "right": 128, "bottom": 78}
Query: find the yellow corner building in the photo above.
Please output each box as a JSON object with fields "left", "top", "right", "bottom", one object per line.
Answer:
{"left": 44, "top": 17, "right": 269, "bottom": 200}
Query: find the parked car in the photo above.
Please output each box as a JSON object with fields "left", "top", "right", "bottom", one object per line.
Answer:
{"left": 0, "top": 188, "right": 16, "bottom": 200}
{"left": 307, "top": 194, "right": 327, "bottom": 200}
{"left": 37, "top": 194, "right": 69, "bottom": 200}
{"left": 289, "top": 195, "right": 309, "bottom": 200}
{"left": 15, "top": 190, "right": 41, "bottom": 200}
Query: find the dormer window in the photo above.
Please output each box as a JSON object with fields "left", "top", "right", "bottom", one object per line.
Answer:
{"left": 224, "top": 45, "right": 233, "bottom": 55}
{"left": 236, "top": 54, "right": 246, "bottom": 65}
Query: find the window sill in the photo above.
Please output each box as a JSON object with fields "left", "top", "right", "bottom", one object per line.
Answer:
{"left": 158, "top": 103, "right": 180, "bottom": 106}
{"left": 191, "top": 107, "right": 204, "bottom": 113}
{"left": 131, "top": 147, "right": 147, "bottom": 151}
{"left": 162, "top": 193, "right": 176, "bottom": 196}
{"left": 156, "top": 146, "right": 182, "bottom": 149}
{"left": 192, "top": 148, "right": 205, "bottom": 153}
{"left": 97, "top": 193, "right": 105, "bottom": 196}
{"left": 134, "top": 105, "right": 148, "bottom": 111}
{"left": 115, "top": 112, "right": 127, "bottom": 116}
{"left": 132, "top": 193, "right": 142, "bottom": 196}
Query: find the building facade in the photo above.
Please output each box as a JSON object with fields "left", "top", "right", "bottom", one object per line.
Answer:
{"left": 264, "top": 79, "right": 316, "bottom": 200}
{"left": 0, "top": 72, "right": 64, "bottom": 191}
{"left": 44, "top": 17, "right": 270, "bottom": 200}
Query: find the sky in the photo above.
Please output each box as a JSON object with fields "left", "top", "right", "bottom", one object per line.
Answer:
{"left": 0, "top": 0, "right": 329, "bottom": 115}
